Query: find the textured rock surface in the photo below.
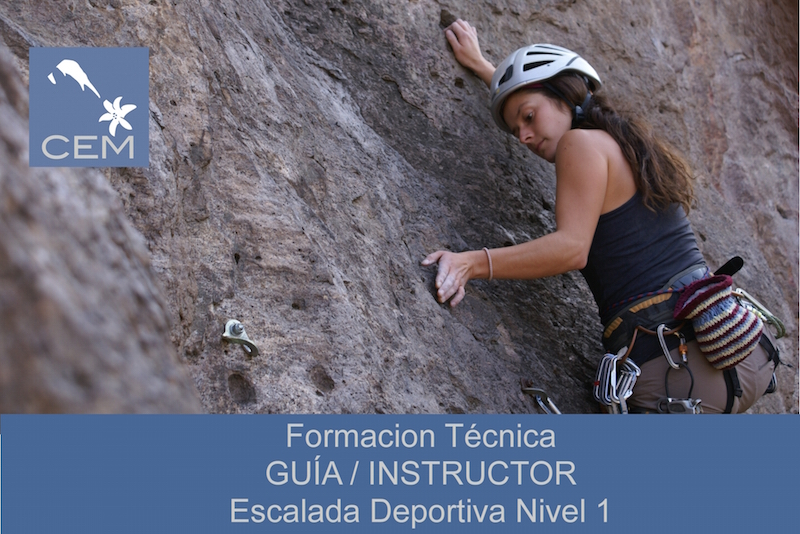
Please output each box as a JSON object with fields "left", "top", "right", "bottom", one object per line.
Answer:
{"left": 1, "top": 0, "right": 796, "bottom": 413}
{"left": 0, "top": 45, "right": 202, "bottom": 412}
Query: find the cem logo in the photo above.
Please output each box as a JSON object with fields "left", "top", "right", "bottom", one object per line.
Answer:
{"left": 29, "top": 47, "right": 149, "bottom": 167}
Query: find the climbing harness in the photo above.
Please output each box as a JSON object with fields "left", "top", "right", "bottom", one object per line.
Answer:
{"left": 594, "top": 324, "right": 703, "bottom": 414}
{"left": 601, "top": 264, "right": 709, "bottom": 363}
{"left": 592, "top": 347, "right": 641, "bottom": 414}
{"left": 593, "top": 251, "right": 783, "bottom": 414}
{"left": 594, "top": 258, "right": 782, "bottom": 414}
{"left": 222, "top": 319, "right": 259, "bottom": 357}
{"left": 522, "top": 386, "right": 562, "bottom": 414}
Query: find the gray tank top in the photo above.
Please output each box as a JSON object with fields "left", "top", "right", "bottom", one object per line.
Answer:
{"left": 580, "top": 192, "right": 705, "bottom": 325}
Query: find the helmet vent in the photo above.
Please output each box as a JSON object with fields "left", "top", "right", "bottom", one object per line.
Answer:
{"left": 522, "top": 60, "right": 553, "bottom": 72}
{"left": 498, "top": 64, "right": 513, "bottom": 85}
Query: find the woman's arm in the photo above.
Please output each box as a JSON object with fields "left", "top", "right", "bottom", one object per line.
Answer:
{"left": 444, "top": 20, "right": 496, "bottom": 87}
{"left": 423, "top": 130, "right": 610, "bottom": 306}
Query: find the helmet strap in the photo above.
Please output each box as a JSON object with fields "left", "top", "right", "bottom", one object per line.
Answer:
{"left": 573, "top": 92, "right": 593, "bottom": 128}
{"left": 541, "top": 82, "right": 593, "bottom": 129}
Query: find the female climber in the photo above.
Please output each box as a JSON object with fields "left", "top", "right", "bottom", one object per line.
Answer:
{"left": 422, "top": 20, "right": 778, "bottom": 413}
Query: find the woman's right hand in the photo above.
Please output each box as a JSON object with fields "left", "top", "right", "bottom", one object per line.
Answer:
{"left": 421, "top": 249, "right": 479, "bottom": 307}
{"left": 444, "top": 19, "right": 496, "bottom": 87}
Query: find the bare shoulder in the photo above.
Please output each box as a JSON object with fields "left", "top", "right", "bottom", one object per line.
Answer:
{"left": 556, "top": 128, "right": 618, "bottom": 159}
{"left": 557, "top": 129, "right": 636, "bottom": 213}
{"left": 555, "top": 129, "right": 609, "bottom": 174}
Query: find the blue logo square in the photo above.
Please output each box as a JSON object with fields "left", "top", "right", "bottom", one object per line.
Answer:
{"left": 29, "top": 47, "right": 149, "bottom": 167}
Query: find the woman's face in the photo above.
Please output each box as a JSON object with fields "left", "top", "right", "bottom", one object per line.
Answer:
{"left": 502, "top": 90, "right": 572, "bottom": 163}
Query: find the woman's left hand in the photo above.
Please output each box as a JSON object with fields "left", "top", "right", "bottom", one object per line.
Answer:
{"left": 443, "top": 19, "right": 495, "bottom": 87}
{"left": 421, "top": 250, "right": 474, "bottom": 307}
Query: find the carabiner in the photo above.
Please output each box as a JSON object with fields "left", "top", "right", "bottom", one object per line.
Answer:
{"left": 657, "top": 324, "right": 680, "bottom": 369}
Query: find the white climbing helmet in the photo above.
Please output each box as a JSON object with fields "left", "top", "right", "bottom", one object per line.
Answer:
{"left": 490, "top": 44, "right": 602, "bottom": 133}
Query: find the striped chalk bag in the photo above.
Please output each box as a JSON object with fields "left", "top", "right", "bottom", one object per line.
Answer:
{"left": 672, "top": 275, "right": 763, "bottom": 370}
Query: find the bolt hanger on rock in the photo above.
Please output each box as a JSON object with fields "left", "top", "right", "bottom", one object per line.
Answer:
{"left": 222, "top": 319, "right": 259, "bottom": 358}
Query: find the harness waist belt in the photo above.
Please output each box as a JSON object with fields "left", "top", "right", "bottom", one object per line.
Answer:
{"left": 602, "top": 265, "right": 708, "bottom": 365}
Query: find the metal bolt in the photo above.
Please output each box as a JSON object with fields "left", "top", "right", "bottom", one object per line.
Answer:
{"left": 230, "top": 322, "right": 244, "bottom": 336}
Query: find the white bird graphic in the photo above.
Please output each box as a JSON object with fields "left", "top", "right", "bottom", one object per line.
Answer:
{"left": 53, "top": 59, "right": 101, "bottom": 98}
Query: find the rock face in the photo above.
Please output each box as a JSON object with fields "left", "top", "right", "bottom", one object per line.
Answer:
{"left": 0, "top": 45, "right": 201, "bottom": 412}
{"left": 1, "top": 0, "right": 796, "bottom": 414}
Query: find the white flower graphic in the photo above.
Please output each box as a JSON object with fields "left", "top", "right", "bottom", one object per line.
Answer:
{"left": 98, "top": 96, "right": 136, "bottom": 136}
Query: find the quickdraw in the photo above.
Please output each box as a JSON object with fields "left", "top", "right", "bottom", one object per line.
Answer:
{"left": 734, "top": 288, "right": 786, "bottom": 339}
{"left": 593, "top": 347, "right": 641, "bottom": 414}
{"left": 521, "top": 386, "right": 562, "bottom": 414}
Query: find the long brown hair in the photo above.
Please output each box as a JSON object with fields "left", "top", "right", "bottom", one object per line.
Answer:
{"left": 540, "top": 74, "right": 695, "bottom": 213}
